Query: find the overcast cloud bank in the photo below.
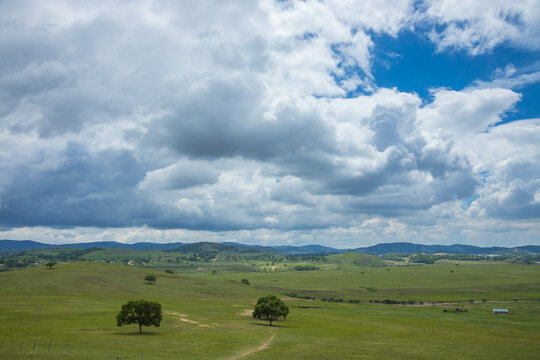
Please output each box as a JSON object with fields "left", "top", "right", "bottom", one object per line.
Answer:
{"left": 0, "top": 0, "right": 539, "bottom": 247}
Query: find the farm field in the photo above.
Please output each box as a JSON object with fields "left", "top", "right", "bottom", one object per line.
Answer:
{"left": 0, "top": 261, "right": 539, "bottom": 359}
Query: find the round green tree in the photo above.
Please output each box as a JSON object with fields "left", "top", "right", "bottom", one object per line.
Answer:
{"left": 252, "top": 295, "right": 289, "bottom": 326}
{"left": 145, "top": 275, "right": 156, "bottom": 284}
{"left": 116, "top": 300, "right": 162, "bottom": 333}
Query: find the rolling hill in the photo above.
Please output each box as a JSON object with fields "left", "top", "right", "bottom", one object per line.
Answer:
{"left": 326, "top": 252, "right": 386, "bottom": 267}
{"left": 1, "top": 239, "right": 539, "bottom": 255}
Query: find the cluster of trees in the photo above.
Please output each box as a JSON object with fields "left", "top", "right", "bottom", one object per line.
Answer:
{"left": 282, "top": 291, "right": 363, "bottom": 304}
{"left": 250, "top": 254, "right": 285, "bottom": 263}
{"left": 1, "top": 256, "right": 36, "bottom": 268}
{"left": 187, "top": 252, "right": 218, "bottom": 262}
{"left": 285, "top": 255, "right": 327, "bottom": 263}
{"left": 293, "top": 264, "right": 319, "bottom": 271}
{"left": 282, "top": 292, "right": 316, "bottom": 300}
{"left": 379, "top": 253, "right": 408, "bottom": 262}
{"left": 0, "top": 248, "right": 99, "bottom": 268}
{"left": 369, "top": 299, "right": 421, "bottom": 305}
{"left": 409, "top": 254, "right": 436, "bottom": 264}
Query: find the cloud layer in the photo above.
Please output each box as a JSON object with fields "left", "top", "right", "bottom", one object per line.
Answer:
{"left": 0, "top": 0, "right": 539, "bottom": 246}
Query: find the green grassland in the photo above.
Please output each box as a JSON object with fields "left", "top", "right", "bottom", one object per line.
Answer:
{"left": 1, "top": 259, "right": 539, "bottom": 359}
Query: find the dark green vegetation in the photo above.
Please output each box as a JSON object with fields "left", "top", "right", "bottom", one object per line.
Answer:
{"left": 145, "top": 275, "right": 157, "bottom": 284}
{"left": 0, "top": 244, "right": 539, "bottom": 359}
{"left": 116, "top": 300, "right": 162, "bottom": 333}
{"left": 2, "top": 241, "right": 538, "bottom": 274}
{"left": 252, "top": 295, "right": 289, "bottom": 326}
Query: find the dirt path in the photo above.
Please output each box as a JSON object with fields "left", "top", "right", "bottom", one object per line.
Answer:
{"left": 228, "top": 333, "right": 275, "bottom": 360}
{"left": 167, "top": 311, "right": 210, "bottom": 327}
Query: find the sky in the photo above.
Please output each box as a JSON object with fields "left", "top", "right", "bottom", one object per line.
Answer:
{"left": 0, "top": 0, "right": 539, "bottom": 248}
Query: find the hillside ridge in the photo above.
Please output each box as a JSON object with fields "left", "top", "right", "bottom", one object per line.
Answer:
{"left": 2, "top": 239, "right": 539, "bottom": 255}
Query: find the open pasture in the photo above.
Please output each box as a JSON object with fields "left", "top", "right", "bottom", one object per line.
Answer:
{"left": 0, "top": 261, "right": 539, "bottom": 359}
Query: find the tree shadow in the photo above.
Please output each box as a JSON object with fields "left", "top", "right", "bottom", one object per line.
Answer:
{"left": 251, "top": 322, "right": 286, "bottom": 328}
{"left": 113, "top": 331, "right": 160, "bottom": 336}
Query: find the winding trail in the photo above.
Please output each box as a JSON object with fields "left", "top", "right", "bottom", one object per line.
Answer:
{"left": 228, "top": 333, "right": 275, "bottom": 360}
{"left": 166, "top": 311, "right": 210, "bottom": 327}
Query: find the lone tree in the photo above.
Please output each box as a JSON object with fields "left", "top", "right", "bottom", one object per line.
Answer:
{"left": 116, "top": 300, "right": 162, "bottom": 334}
{"left": 145, "top": 275, "right": 156, "bottom": 284}
{"left": 45, "top": 262, "right": 56, "bottom": 269}
{"left": 252, "top": 295, "right": 289, "bottom": 326}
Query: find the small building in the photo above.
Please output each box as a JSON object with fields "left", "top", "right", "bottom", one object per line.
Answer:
{"left": 493, "top": 308, "right": 509, "bottom": 314}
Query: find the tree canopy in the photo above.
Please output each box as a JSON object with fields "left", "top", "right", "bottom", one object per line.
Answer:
{"left": 252, "top": 295, "right": 289, "bottom": 326}
{"left": 116, "top": 300, "right": 162, "bottom": 333}
{"left": 145, "top": 275, "right": 156, "bottom": 284}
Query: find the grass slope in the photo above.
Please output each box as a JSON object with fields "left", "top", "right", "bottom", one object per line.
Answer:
{"left": 0, "top": 262, "right": 539, "bottom": 359}
{"left": 326, "top": 252, "right": 385, "bottom": 267}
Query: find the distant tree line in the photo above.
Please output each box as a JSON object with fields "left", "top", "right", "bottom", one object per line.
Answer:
{"left": 379, "top": 253, "right": 408, "bottom": 262}
{"left": 409, "top": 253, "right": 540, "bottom": 264}
{"left": 293, "top": 264, "right": 319, "bottom": 271}
{"left": 0, "top": 247, "right": 100, "bottom": 268}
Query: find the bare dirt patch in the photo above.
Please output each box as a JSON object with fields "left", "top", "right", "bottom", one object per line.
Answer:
{"left": 167, "top": 311, "right": 211, "bottom": 328}
{"left": 237, "top": 309, "right": 252, "bottom": 317}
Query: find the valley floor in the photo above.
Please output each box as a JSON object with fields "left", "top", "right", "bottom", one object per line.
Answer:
{"left": 0, "top": 261, "right": 539, "bottom": 359}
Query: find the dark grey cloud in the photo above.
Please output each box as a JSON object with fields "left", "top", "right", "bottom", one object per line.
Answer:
{"left": 0, "top": 143, "right": 148, "bottom": 227}
{"left": 146, "top": 75, "right": 336, "bottom": 161}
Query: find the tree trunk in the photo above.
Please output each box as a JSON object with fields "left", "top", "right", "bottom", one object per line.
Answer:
{"left": 139, "top": 324, "right": 142, "bottom": 333}
{"left": 269, "top": 319, "right": 272, "bottom": 326}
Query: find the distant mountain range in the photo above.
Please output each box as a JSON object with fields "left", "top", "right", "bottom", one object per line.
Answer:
{"left": 1, "top": 239, "right": 538, "bottom": 255}
{"left": 0, "top": 240, "right": 184, "bottom": 252}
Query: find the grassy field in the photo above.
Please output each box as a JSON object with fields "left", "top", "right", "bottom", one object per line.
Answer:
{"left": 0, "top": 261, "right": 539, "bottom": 359}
